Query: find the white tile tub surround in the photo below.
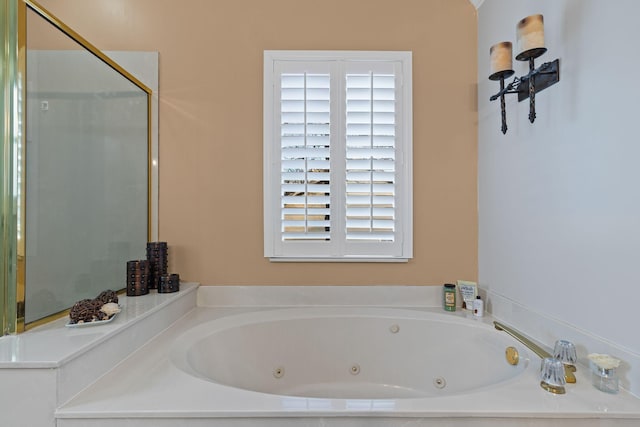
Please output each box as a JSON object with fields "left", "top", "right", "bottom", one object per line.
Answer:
{"left": 55, "top": 285, "right": 640, "bottom": 427}
{"left": 197, "top": 284, "right": 447, "bottom": 308}
{"left": 0, "top": 282, "right": 198, "bottom": 427}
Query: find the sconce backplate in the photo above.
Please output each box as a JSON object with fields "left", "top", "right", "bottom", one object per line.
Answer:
{"left": 517, "top": 59, "right": 560, "bottom": 102}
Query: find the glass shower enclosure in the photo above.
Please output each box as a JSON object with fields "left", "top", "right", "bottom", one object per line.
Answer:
{"left": 1, "top": 0, "right": 152, "bottom": 334}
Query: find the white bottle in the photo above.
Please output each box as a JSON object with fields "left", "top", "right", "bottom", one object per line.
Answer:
{"left": 473, "top": 295, "right": 484, "bottom": 317}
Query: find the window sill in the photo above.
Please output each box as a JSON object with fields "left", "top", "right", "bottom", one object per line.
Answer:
{"left": 268, "top": 257, "right": 410, "bottom": 263}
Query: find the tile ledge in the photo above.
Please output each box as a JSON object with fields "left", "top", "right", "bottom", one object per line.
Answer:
{"left": 0, "top": 282, "right": 199, "bottom": 369}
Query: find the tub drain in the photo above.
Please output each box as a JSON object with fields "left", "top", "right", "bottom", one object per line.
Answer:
{"left": 273, "top": 366, "right": 285, "bottom": 379}
{"left": 433, "top": 377, "right": 446, "bottom": 389}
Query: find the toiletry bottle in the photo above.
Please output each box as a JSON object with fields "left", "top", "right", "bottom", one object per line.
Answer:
{"left": 473, "top": 295, "right": 484, "bottom": 317}
{"left": 443, "top": 283, "right": 456, "bottom": 311}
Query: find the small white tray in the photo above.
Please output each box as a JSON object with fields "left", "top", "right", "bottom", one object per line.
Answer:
{"left": 65, "top": 308, "right": 120, "bottom": 328}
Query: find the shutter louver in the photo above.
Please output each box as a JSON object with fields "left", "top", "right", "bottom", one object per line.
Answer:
{"left": 345, "top": 73, "right": 396, "bottom": 242}
{"left": 280, "top": 73, "right": 331, "bottom": 241}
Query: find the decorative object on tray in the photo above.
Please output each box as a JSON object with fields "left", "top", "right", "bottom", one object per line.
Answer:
{"left": 96, "top": 289, "right": 119, "bottom": 304}
{"left": 67, "top": 290, "right": 121, "bottom": 327}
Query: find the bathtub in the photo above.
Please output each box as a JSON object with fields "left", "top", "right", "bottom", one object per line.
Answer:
{"left": 171, "top": 307, "right": 529, "bottom": 400}
{"left": 56, "top": 296, "right": 640, "bottom": 426}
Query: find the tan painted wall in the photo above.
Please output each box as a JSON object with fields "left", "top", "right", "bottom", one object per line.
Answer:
{"left": 35, "top": 0, "right": 478, "bottom": 286}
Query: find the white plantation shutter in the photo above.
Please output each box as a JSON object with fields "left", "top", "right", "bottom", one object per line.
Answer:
{"left": 280, "top": 73, "right": 332, "bottom": 241}
{"left": 264, "top": 51, "right": 412, "bottom": 261}
{"left": 345, "top": 71, "right": 396, "bottom": 242}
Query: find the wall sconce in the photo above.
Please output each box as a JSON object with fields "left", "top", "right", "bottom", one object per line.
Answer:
{"left": 489, "top": 14, "right": 560, "bottom": 134}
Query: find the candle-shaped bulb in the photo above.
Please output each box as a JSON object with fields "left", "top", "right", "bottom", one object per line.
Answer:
{"left": 489, "top": 41, "right": 513, "bottom": 80}
{"left": 516, "top": 14, "right": 546, "bottom": 60}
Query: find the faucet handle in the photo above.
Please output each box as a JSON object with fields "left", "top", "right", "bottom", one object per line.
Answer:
{"left": 553, "top": 340, "right": 577, "bottom": 364}
{"left": 540, "top": 357, "right": 567, "bottom": 394}
{"left": 553, "top": 339, "right": 577, "bottom": 383}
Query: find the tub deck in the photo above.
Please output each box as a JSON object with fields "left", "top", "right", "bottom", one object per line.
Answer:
{"left": 55, "top": 303, "right": 640, "bottom": 427}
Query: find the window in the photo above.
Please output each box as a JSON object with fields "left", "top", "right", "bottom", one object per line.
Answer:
{"left": 264, "top": 51, "right": 412, "bottom": 261}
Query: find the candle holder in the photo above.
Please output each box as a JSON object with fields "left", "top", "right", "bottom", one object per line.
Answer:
{"left": 489, "top": 41, "right": 515, "bottom": 135}
{"left": 489, "top": 69, "right": 515, "bottom": 135}
{"left": 517, "top": 45, "right": 547, "bottom": 124}
{"left": 488, "top": 14, "right": 560, "bottom": 134}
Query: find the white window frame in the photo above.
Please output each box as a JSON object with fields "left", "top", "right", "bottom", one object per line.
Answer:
{"left": 264, "top": 50, "right": 412, "bottom": 262}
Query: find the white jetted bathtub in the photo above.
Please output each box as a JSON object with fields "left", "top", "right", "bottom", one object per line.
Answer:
{"left": 56, "top": 291, "right": 640, "bottom": 427}
{"left": 171, "top": 307, "right": 528, "bottom": 399}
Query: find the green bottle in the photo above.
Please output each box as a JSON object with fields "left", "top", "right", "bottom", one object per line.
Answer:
{"left": 443, "top": 283, "right": 456, "bottom": 311}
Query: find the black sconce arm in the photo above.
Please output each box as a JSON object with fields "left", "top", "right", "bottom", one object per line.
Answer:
{"left": 489, "top": 77, "right": 522, "bottom": 101}
{"left": 489, "top": 60, "right": 559, "bottom": 102}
